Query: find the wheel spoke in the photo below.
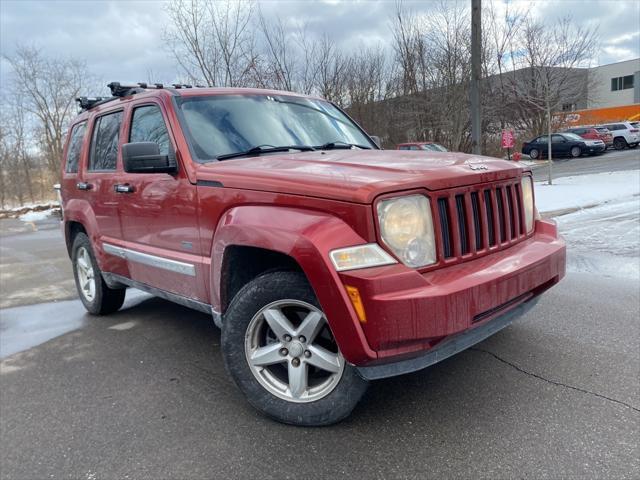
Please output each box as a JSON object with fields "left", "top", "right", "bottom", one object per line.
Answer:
{"left": 288, "top": 362, "right": 307, "bottom": 398}
{"left": 249, "top": 343, "right": 285, "bottom": 367}
{"left": 77, "top": 256, "right": 88, "bottom": 271}
{"left": 263, "top": 308, "right": 295, "bottom": 339}
{"left": 296, "top": 311, "right": 324, "bottom": 343}
{"left": 306, "top": 345, "right": 341, "bottom": 373}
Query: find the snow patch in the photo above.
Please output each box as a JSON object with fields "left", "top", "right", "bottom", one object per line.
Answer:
{"left": 19, "top": 209, "right": 56, "bottom": 222}
{"left": 535, "top": 170, "right": 640, "bottom": 213}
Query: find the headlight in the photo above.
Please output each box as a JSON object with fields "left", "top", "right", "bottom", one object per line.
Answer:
{"left": 521, "top": 176, "right": 535, "bottom": 233}
{"left": 376, "top": 194, "right": 436, "bottom": 268}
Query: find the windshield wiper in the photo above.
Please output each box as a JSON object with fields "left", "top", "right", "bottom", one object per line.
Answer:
{"left": 216, "top": 144, "right": 316, "bottom": 161}
{"left": 317, "top": 141, "right": 372, "bottom": 151}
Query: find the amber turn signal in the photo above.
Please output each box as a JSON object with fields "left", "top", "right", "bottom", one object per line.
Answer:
{"left": 345, "top": 285, "right": 367, "bottom": 323}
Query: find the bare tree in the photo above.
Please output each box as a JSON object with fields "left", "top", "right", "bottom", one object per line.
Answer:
{"left": 4, "top": 45, "right": 88, "bottom": 178}
{"left": 506, "top": 17, "right": 598, "bottom": 183}
{"left": 164, "top": 0, "right": 257, "bottom": 87}
{"left": 313, "top": 34, "right": 350, "bottom": 106}
{"left": 257, "top": 11, "right": 296, "bottom": 91}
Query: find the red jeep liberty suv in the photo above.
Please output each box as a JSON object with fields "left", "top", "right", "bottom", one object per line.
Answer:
{"left": 61, "top": 83, "right": 566, "bottom": 426}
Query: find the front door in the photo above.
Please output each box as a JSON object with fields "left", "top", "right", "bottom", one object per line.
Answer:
{"left": 115, "top": 102, "right": 208, "bottom": 302}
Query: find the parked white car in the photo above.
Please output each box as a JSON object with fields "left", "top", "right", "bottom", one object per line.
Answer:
{"left": 599, "top": 121, "right": 640, "bottom": 150}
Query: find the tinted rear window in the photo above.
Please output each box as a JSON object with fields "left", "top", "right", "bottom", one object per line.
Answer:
{"left": 89, "top": 111, "right": 123, "bottom": 171}
{"left": 65, "top": 122, "right": 87, "bottom": 173}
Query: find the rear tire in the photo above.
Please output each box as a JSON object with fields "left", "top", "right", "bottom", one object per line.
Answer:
{"left": 528, "top": 148, "right": 539, "bottom": 160}
{"left": 222, "top": 270, "right": 369, "bottom": 426}
{"left": 72, "top": 233, "right": 126, "bottom": 315}
{"left": 613, "top": 137, "right": 627, "bottom": 150}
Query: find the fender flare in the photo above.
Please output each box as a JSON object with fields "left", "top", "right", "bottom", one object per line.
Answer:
{"left": 210, "top": 205, "right": 378, "bottom": 364}
{"left": 62, "top": 199, "right": 102, "bottom": 259}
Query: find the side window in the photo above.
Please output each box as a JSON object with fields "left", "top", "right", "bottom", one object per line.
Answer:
{"left": 65, "top": 122, "right": 87, "bottom": 174}
{"left": 537, "top": 136, "right": 548, "bottom": 143}
{"left": 409, "top": 145, "right": 420, "bottom": 150}
{"left": 89, "top": 111, "right": 123, "bottom": 171}
{"left": 129, "top": 105, "right": 170, "bottom": 154}
{"left": 552, "top": 135, "right": 565, "bottom": 143}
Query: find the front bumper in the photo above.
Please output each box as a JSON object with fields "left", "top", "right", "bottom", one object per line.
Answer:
{"left": 585, "top": 144, "right": 606, "bottom": 154}
{"left": 338, "top": 219, "right": 565, "bottom": 367}
{"left": 357, "top": 297, "right": 539, "bottom": 379}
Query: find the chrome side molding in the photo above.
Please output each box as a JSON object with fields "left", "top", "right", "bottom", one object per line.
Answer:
{"left": 103, "top": 243, "right": 196, "bottom": 276}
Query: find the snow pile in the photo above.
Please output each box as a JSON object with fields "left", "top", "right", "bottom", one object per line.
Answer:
{"left": 0, "top": 201, "right": 60, "bottom": 219}
{"left": 19, "top": 209, "right": 57, "bottom": 222}
{"left": 535, "top": 170, "right": 640, "bottom": 214}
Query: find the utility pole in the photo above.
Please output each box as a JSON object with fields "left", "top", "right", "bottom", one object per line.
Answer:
{"left": 470, "top": 0, "right": 482, "bottom": 155}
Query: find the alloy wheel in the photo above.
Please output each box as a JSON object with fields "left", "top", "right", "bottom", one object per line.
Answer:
{"left": 76, "top": 246, "right": 96, "bottom": 302}
{"left": 244, "top": 299, "right": 345, "bottom": 403}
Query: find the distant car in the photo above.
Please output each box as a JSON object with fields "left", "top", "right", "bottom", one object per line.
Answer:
{"left": 598, "top": 121, "right": 639, "bottom": 150}
{"left": 593, "top": 126, "right": 614, "bottom": 148}
{"left": 522, "top": 133, "right": 605, "bottom": 159}
{"left": 564, "top": 126, "right": 612, "bottom": 149}
{"left": 397, "top": 142, "right": 448, "bottom": 152}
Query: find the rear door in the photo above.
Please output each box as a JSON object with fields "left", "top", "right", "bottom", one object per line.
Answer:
{"left": 82, "top": 110, "right": 129, "bottom": 276}
{"left": 116, "top": 101, "right": 208, "bottom": 302}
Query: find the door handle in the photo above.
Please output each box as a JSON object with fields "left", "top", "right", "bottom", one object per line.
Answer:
{"left": 76, "top": 182, "right": 93, "bottom": 191}
{"left": 114, "top": 183, "right": 135, "bottom": 194}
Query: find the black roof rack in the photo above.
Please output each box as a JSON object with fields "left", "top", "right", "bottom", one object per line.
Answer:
{"left": 76, "top": 82, "right": 208, "bottom": 112}
{"left": 75, "top": 96, "right": 110, "bottom": 111}
{"left": 107, "top": 81, "right": 166, "bottom": 97}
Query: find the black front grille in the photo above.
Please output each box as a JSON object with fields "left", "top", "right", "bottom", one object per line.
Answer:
{"left": 484, "top": 189, "right": 495, "bottom": 246}
{"left": 438, "top": 198, "right": 452, "bottom": 258}
{"left": 436, "top": 180, "right": 526, "bottom": 262}
{"left": 455, "top": 194, "right": 468, "bottom": 255}
{"left": 470, "top": 192, "right": 482, "bottom": 250}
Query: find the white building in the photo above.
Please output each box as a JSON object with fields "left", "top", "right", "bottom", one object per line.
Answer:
{"left": 588, "top": 58, "right": 640, "bottom": 108}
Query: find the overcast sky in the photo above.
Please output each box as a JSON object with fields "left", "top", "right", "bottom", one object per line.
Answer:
{"left": 1, "top": 0, "right": 639, "bottom": 95}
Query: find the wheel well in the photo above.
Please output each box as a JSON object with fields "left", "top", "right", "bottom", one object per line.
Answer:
{"left": 220, "top": 245, "right": 302, "bottom": 313}
{"left": 65, "top": 221, "right": 87, "bottom": 257}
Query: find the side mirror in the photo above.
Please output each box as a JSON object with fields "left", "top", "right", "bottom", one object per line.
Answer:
{"left": 122, "top": 142, "right": 177, "bottom": 174}
{"left": 370, "top": 135, "right": 382, "bottom": 148}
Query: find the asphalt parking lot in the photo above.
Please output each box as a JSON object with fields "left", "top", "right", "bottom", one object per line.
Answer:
{"left": 1, "top": 149, "right": 639, "bottom": 479}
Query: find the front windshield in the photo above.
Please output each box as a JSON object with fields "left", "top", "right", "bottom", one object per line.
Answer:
{"left": 563, "top": 133, "right": 583, "bottom": 141}
{"left": 176, "top": 94, "right": 375, "bottom": 162}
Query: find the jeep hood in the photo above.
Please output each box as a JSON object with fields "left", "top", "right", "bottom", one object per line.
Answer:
{"left": 194, "top": 150, "right": 526, "bottom": 204}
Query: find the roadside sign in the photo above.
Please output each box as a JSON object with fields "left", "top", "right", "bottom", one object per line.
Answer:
{"left": 501, "top": 129, "right": 515, "bottom": 149}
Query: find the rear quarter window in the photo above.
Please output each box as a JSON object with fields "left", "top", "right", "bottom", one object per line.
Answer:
{"left": 89, "top": 111, "right": 123, "bottom": 171}
{"left": 65, "top": 122, "right": 87, "bottom": 173}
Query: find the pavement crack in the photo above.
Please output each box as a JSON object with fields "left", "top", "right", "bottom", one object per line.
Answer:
{"left": 471, "top": 347, "right": 640, "bottom": 413}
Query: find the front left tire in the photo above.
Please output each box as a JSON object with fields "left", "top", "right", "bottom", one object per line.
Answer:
{"left": 221, "top": 270, "right": 369, "bottom": 426}
{"left": 570, "top": 146, "right": 582, "bottom": 158}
